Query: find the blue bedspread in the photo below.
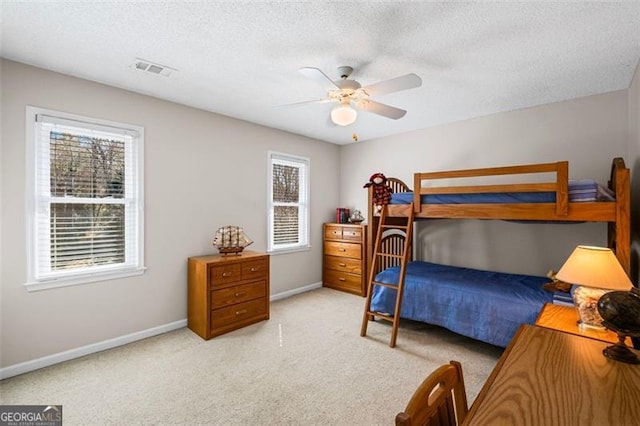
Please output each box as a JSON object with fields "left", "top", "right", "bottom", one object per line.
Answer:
{"left": 391, "top": 179, "right": 614, "bottom": 204}
{"left": 370, "top": 261, "right": 553, "bottom": 347}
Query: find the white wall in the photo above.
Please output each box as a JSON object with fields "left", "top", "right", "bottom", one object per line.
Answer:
{"left": 340, "top": 91, "right": 629, "bottom": 276}
{"left": 629, "top": 59, "right": 640, "bottom": 284}
{"left": 0, "top": 59, "right": 340, "bottom": 368}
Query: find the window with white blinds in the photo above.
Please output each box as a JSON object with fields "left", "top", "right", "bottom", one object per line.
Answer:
{"left": 25, "top": 107, "right": 145, "bottom": 290}
{"left": 268, "top": 152, "right": 310, "bottom": 253}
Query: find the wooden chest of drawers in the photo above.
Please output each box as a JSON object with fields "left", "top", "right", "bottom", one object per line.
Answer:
{"left": 323, "top": 223, "right": 366, "bottom": 296}
{"left": 188, "top": 251, "right": 269, "bottom": 339}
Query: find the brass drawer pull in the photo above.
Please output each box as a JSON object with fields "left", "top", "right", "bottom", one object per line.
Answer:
{"left": 339, "top": 263, "right": 347, "bottom": 267}
{"left": 338, "top": 248, "right": 346, "bottom": 252}
{"left": 222, "top": 272, "right": 233, "bottom": 277}
{"left": 339, "top": 277, "right": 346, "bottom": 282}
{"left": 250, "top": 267, "right": 258, "bottom": 272}
{"left": 234, "top": 292, "right": 246, "bottom": 298}
{"left": 235, "top": 309, "right": 248, "bottom": 316}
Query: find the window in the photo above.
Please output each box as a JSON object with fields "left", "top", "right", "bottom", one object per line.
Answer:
{"left": 25, "top": 107, "right": 144, "bottom": 291}
{"left": 268, "top": 152, "right": 310, "bottom": 253}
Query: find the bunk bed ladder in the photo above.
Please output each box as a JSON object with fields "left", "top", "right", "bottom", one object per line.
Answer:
{"left": 360, "top": 203, "right": 415, "bottom": 348}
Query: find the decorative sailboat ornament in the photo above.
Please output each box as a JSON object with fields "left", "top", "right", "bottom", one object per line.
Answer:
{"left": 212, "top": 226, "right": 253, "bottom": 255}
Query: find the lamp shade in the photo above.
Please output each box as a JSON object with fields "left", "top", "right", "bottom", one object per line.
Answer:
{"left": 555, "top": 246, "right": 632, "bottom": 290}
{"left": 331, "top": 104, "right": 357, "bottom": 126}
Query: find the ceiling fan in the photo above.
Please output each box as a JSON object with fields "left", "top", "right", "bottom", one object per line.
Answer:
{"left": 287, "top": 66, "right": 422, "bottom": 126}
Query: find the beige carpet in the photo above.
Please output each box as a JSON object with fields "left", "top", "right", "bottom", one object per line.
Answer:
{"left": 0, "top": 288, "right": 502, "bottom": 425}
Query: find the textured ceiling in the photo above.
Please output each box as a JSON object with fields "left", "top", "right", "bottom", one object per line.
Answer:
{"left": 1, "top": 1, "right": 639, "bottom": 145}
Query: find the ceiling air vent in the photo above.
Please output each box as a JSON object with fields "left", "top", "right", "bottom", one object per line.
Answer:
{"left": 132, "top": 58, "right": 176, "bottom": 77}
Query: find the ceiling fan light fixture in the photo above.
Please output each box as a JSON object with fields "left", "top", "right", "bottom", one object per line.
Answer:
{"left": 296, "top": 66, "right": 421, "bottom": 127}
{"left": 331, "top": 104, "right": 357, "bottom": 126}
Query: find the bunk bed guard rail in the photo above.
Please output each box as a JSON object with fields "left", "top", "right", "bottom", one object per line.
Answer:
{"left": 413, "top": 161, "right": 569, "bottom": 216}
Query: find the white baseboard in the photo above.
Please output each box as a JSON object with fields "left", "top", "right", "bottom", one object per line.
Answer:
{"left": 1, "top": 283, "right": 322, "bottom": 380}
{"left": 270, "top": 281, "right": 322, "bottom": 301}
{"left": 0, "top": 319, "right": 187, "bottom": 380}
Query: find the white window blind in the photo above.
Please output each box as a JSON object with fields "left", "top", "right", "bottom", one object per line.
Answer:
{"left": 268, "top": 152, "right": 310, "bottom": 253}
{"left": 26, "top": 107, "right": 144, "bottom": 290}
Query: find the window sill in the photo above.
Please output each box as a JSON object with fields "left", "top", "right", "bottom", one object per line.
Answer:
{"left": 267, "top": 245, "right": 311, "bottom": 256}
{"left": 25, "top": 267, "right": 147, "bottom": 292}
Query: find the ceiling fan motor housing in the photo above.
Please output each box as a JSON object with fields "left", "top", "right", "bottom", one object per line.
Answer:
{"left": 335, "top": 79, "right": 361, "bottom": 91}
{"left": 336, "top": 66, "right": 353, "bottom": 79}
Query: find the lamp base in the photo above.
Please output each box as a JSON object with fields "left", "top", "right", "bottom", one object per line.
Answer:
{"left": 603, "top": 342, "right": 640, "bottom": 364}
{"left": 577, "top": 320, "right": 606, "bottom": 332}
{"left": 573, "top": 286, "right": 610, "bottom": 330}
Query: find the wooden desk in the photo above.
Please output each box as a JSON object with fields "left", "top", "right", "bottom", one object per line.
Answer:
{"left": 535, "top": 303, "right": 621, "bottom": 344}
{"left": 464, "top": 325, "right": 640, "bottom": 426}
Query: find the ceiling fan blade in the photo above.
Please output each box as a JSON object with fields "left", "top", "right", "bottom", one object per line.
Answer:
{"left": 361, "top": 73, "right": 422, "bottom": 97}
{"left": 326, "top": 114, "right": 337, "bottom": 127}
{"left": 356, "top": 100, "right": 407, "bottom": 120}
{"left": 299, "top": 67, "right": 340, "bottom": 91}
{"left": 277, "top": 98, "right": 333, "bottom": 108}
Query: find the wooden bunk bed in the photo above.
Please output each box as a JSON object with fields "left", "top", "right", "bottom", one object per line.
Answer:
{"left": 362, "top": 157, "right": 630, "bottom": 347}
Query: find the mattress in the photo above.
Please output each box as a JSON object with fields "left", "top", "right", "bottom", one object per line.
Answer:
{"left": 390, "top": 179, "right": 614, "bottom": 204}
{"left": 370, "top": 261, "right": 554, "bottom": 347}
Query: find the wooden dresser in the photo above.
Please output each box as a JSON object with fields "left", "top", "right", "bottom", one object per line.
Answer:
{"left": 188, "top": 251, "right": 269, "bottom": 340}
{"left": 323, "top": 223, "right": 366, "bottom": 296}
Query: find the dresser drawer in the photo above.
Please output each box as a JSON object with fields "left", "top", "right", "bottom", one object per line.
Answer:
{"left": 324, "top": 269, "right": 362, "bottom": 291}
{"left": 209, "top": 263, "right": 241, "bottom": 287}
{"left": 324, "top": 225, "right": 343, "bottom": 240}
{"left": 211, "top": 281, "right": 267, "bottom": 309}
{"left": 324, "top": 241, "right": 362, "bottom": 259}
{"left": 324, "top": 255, "right": 362, "bottom": 275}
{"left": 324, "top": 225, "right": 363, "bottom": 242}
{"left": 341, "top": 227, "right": 362, "bottom": 241}
{"left": 241, "top": 258, "right": 268, "bottom": 281}
{"left": 211, "top": 298, "right": 268, "bottom": 329}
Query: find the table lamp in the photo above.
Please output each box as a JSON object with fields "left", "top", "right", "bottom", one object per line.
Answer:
{"left": 555, "top": 246, "right": 632, "bottom": 330}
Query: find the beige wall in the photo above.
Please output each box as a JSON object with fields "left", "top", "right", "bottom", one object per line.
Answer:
{"left": 340, "top": 90, "right": 629, "bottom": 276}
{"left": 0, "top": 60, "right": 3, "bottom": 366}
{"left": 2, "top": 57, "right": 638, "bottom": 370}
{"left": 629, "top": 59, "right": 640, "bottom": 284}
{"left": 0, "top": 60, "right": 340, "bottom": 367}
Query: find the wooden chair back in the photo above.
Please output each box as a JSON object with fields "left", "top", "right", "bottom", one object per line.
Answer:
{"left": 396, "top": 361, "right": 468, "bottom": 426}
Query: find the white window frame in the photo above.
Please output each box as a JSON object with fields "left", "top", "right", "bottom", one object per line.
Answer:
{"left": 267, "top": 151, "right": 310, "bottom": 254}
{"left": 25, "top": 106, "right": 145, "bottom": 291}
